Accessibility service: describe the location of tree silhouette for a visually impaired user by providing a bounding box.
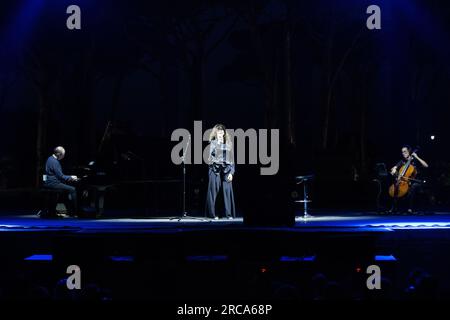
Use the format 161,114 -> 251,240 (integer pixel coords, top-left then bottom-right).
132,0 -> 239,125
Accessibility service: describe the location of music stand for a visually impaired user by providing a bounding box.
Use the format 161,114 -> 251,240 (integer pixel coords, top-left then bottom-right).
373,163 -> 388,212
170,135 -> 206,221
295,175 -> 314,220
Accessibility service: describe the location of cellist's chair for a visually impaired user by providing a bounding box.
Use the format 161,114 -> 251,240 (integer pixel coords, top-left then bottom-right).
295,175 -> 314,219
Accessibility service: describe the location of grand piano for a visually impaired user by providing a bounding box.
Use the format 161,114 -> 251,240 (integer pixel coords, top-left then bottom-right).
73,121 -> 182,217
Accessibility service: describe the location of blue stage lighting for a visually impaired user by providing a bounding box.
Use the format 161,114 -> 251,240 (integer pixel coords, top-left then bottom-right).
24,254 -> 53,261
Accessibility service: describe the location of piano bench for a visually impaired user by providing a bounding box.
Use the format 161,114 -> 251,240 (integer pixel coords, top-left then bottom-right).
37,188 -> 66,218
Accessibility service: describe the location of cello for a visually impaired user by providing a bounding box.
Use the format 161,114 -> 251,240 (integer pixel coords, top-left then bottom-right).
388,149 -> 419,198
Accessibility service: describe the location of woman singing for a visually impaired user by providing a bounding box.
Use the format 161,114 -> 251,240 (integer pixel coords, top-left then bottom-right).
205,124 -> 236,220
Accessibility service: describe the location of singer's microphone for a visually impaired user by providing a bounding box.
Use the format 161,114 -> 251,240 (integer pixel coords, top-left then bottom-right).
186,134 -> 191,146
181,134 -> 190,162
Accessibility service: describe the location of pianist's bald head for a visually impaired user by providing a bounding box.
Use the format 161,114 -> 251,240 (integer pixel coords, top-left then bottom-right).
53,146 -> 66,160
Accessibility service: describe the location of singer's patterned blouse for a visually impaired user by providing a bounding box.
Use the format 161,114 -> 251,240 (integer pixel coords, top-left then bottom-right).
208,139 -> 235,176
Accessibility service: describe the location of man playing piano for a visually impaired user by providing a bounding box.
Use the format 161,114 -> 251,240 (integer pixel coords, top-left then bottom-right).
43,146 -> 79,216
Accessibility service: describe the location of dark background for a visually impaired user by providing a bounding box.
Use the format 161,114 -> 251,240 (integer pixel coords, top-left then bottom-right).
1,0 -> 450,214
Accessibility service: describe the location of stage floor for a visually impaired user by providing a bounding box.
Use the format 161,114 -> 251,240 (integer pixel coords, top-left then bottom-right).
1,211 -> 450,233
3,210 -> 450,301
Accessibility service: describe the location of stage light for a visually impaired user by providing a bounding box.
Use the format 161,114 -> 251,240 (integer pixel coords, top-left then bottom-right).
375,255 -> 397,261
24,254 -> 53,261
109,256 -> 134,262
430,135 -> 435,140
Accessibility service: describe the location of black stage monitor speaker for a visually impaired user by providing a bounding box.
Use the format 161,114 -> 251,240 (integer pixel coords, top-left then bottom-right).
242,175 -> 295,227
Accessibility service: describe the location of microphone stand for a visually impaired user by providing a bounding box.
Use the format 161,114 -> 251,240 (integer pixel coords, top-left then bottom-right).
170,135 -> 206,221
